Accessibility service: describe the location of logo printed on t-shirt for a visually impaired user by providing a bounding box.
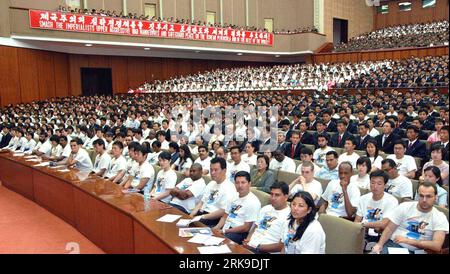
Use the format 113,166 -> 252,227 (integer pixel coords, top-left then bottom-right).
365,206 -> 383,222
331,192 -> 344,209
207,190 -> 219,204
406,219 -> 429,240
259,215 -> 276,230
229,204 -> 242,218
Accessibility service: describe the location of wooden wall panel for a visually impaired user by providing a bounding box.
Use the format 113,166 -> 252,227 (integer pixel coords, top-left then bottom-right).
37,51 -> 56,100
127,57 -> 146,88
88,55 -> 111,68
53,52 -> 70,98
0,46 -> 21,106
374,0 -> 449,29
17,48 -> 39,103
111,56 -> 128,94
69,54 -> 89,97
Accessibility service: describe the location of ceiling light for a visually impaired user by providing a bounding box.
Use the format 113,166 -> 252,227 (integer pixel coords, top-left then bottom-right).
275,55 -> 280,57
195,50 -> 201,53
237,53 -> 243,56
144,47 -> 151,50
85,43 -> 93,47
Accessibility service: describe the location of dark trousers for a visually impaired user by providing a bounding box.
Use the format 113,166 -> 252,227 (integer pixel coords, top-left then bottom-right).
381,240 -> 414,254
197,211 -> 220,227
224,232 -> 248,245
169,203 -> 190,214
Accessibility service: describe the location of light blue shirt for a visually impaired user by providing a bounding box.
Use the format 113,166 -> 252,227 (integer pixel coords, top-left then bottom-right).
316,166 -> 339,181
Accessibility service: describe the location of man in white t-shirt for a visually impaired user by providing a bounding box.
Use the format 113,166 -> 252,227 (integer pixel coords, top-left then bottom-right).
213,171 -> 261,244
194,145 -> 211,175
355,170 -> 399,248
92,139 -> 111,177
242,182 -> 290,254
169,163 -> 207,214
228,146 -> 251,183
319,162 -> 361,218
65,138 -> 93,172
33,133 -> 52,157
289,161 -> 323,205
372,182 -> 449,254
122,145 -> 155,192
313,134 -> 335,167
104,141 -> 128,184
269,149 -> 296,173
338,139 -> 360,168
386,140 -> 417,179
296,147 -> 320,177
190,157 -> 238,227
381,158 -> 413,202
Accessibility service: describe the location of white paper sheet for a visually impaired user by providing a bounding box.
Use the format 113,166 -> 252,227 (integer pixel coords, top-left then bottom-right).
156,214 -> 182,223
203,236 -> 225,246
57,169 -> 71,173
188,234 -> 211,244
176,215 -> 202,227
33,162 -> 50,167
388,247 -> 410,254
197,245 -> 231,254
24,155 -> 37,159
13,153 -> 25,157
27,159 -> 42,163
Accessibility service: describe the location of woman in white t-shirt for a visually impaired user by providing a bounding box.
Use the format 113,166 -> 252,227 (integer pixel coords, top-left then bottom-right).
366,139 -> 383,172
350,157 -> 371,190
172,145 -> 193,177
241,142 -> 258,166
281,191 -> 326,254
152,151 -> 178,203
416,166 -> 448,208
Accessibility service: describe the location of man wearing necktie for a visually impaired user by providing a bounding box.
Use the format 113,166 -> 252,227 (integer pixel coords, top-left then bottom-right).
284,131 -> 303,160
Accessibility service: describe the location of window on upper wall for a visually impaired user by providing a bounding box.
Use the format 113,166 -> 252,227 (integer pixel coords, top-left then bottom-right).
65,0 -> 81,9
422,0 -> 436,8
206,12 -> 216,25
264,18 -> 274,33
398,2 -> 412,11
144,3 -> 157,19
377,4 -> 389,14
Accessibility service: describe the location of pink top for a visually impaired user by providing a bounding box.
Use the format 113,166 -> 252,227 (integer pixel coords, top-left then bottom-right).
427,131 -> 441,144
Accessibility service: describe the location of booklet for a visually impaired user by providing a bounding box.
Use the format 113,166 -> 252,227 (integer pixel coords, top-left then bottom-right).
176,216 -> 202,227
156,214 -> 182,223
178,227 -> 212,238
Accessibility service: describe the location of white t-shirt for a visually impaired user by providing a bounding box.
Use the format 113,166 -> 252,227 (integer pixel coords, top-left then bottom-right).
161,140 -> 169,150
173,157 -> 193,172
200,179 -> 238,213
356,192 -> 399,223
170,177 -> 207,213
223,192 -> 261,230
290,180 -> 323,205
313,147 -> 335,166
228,161 -> 251,182
147,151 -> 161,165
241,154 -> 257,166
387,155 -> 417,177
369,128 -> 380,138
21,139 -> 37,153
93,152 -> 111,174
37,140 -> 52,156
350,174 -> 371,189
282,219 -> 326,254
248,205 -> 291,250
61,144 -> 71,158
131,161 -> 155,190
369,156 -> 384,170
194,157 -> 211,173
321,179 -> 361,217
386,201 -> 449,251
269,157 -> 296,173
104,155 -> 127,179
338,153 -> 360,169
386,175 -> 413,199
72,149 -> 93,172
153,169 -> 177,203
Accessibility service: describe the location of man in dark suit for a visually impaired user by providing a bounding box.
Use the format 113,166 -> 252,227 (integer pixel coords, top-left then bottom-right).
277,131 -> 288,152
168,142 -> 180,165
405,125 -> 427,159
307,112 -> 318,131
0,125 -> 13,149
299,121 -> 314,145
322,109 -> 337,133
435,126 -> 449,161
284,131 -> 304,160
355,122 -> 374,151
376,120 -> 401,154
111,118 -> 127,135
100,117 -> 111,133
397,110 -> 409,129
330,120 -> 352,148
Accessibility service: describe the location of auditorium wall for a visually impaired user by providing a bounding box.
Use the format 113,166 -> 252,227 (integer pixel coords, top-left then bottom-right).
373,0 -> 449,29
322,0 -> 374,42
0,45 -> 272,107
313,45 -> 449,64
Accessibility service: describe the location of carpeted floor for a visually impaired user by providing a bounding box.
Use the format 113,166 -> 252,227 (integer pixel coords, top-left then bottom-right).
0,185 -> 104,254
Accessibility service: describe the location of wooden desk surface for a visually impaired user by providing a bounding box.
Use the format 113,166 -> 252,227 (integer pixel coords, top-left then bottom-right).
0,152 -> 252,254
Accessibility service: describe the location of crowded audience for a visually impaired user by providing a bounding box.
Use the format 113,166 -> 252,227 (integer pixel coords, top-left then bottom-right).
334,20 -> 449,52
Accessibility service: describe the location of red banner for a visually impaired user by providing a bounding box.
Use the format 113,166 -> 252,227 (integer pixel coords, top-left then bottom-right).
29,10 -> 274,46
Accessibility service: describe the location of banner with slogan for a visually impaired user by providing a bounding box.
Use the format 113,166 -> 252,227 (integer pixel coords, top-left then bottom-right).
29,10 -> 274,46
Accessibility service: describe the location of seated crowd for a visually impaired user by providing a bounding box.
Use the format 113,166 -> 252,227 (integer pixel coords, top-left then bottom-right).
131,55 -> 449,93
334,20 -> 449,52
0,86 -> 448,254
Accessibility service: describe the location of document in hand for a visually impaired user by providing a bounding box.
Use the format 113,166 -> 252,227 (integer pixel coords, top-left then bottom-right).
176,216 -> 202,227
